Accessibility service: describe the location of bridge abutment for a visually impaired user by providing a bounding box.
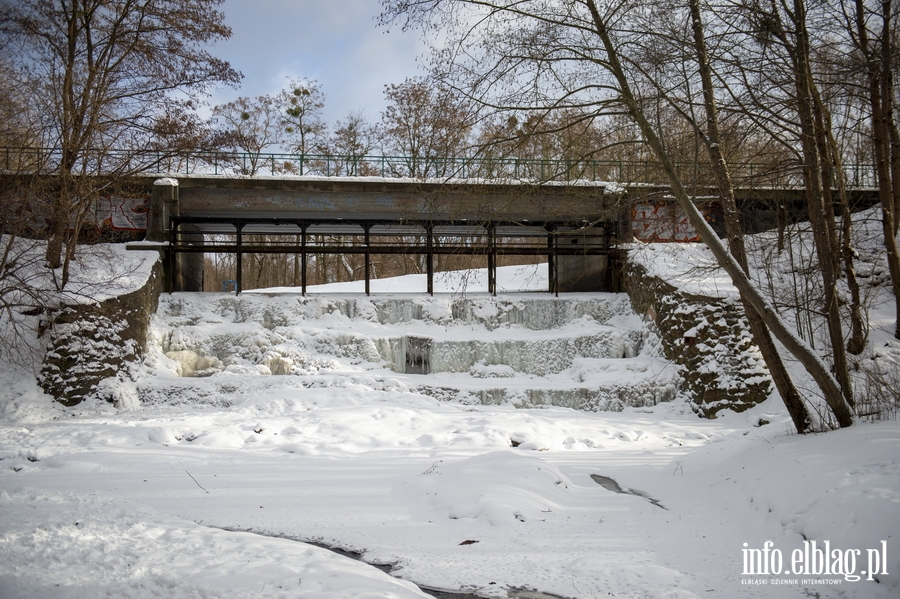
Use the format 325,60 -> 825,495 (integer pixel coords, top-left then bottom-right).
151,178 -> 204,292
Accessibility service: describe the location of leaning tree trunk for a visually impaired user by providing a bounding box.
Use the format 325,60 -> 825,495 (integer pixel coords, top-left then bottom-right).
688,0 -> 812,432
585,0 -> 855,427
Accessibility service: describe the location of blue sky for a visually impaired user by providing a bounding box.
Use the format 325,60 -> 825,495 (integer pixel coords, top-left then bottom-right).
209,0 -> 426,126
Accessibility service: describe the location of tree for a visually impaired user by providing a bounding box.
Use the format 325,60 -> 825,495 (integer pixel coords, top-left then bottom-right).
0,57 -> 43,167
476,109 -> 618,180
280,79 -> 326,156
380,77 -> 473,177
845,0 -> 900,341
212,94 -> 284,175
380,0 -> 855,428
680,0 -> 814,432
732,0 -> 856,408
322,111 -> 379,176
0,0 -> 240,285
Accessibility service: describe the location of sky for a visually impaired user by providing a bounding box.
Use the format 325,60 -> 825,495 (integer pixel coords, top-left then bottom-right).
208,0 -> 427,126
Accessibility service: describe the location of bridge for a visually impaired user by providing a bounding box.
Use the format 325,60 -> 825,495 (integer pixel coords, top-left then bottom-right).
145,176 -> 879,296
1,148 -> 881,295
145,175 -> 620,295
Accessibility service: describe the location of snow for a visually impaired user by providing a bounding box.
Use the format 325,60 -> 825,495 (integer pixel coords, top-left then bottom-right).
152,173 -> 621,192
0,234 -> 898,598
627,240 -> 737,298
0,238 -> 159,306
0,491 -> 430,598
250,262 -> 549,295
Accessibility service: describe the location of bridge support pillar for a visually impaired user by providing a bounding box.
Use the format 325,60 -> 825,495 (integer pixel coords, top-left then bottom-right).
235,223 -> 244,294
148,178 -> 178,242
166,222 -> 204,293
155,178 -> 204,293
547,226 -> 558,296
300,223 -> 308,296
364,224 -> 371,296
426,224 -> 434,296
487,224 -> 497,296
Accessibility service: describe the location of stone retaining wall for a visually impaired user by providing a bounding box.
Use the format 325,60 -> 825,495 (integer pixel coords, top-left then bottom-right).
39,260 -> 163,406
623,258 -> 771,416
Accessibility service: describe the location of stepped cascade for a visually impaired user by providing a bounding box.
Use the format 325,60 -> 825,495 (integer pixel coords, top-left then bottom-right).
150,293 -> 680,411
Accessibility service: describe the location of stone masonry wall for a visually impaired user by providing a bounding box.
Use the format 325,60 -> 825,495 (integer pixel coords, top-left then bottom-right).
39,260 -> 163,406
623,258 -> 771,416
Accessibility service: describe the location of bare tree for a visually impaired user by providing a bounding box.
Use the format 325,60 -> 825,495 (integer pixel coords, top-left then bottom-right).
212,94 -> 284,175
0,0 -> 240,286
381,77 -> 473,178
281,79 -> 326,156
322,111 -> 379,176
845,0 -> 900,341
719,0 -> 857,406
677,0 -> 814,432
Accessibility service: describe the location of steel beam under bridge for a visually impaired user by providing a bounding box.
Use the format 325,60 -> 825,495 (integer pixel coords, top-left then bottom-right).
167,215 -> 615,296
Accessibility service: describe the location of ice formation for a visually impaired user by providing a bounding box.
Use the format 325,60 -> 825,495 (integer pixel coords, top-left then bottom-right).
147,293 -> 679,411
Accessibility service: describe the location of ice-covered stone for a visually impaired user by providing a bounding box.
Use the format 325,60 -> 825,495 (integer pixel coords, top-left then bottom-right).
164,350 -> 222,377
147,292 -> 680,411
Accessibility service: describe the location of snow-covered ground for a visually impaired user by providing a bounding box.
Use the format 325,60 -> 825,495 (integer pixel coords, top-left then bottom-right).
0,239 -> 898,598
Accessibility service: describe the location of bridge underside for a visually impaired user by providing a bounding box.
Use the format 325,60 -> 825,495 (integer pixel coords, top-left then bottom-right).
169,215 -> 616,295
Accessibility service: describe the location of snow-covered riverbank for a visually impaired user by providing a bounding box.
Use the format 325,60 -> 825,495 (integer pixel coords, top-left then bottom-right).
1,259 -> 897,598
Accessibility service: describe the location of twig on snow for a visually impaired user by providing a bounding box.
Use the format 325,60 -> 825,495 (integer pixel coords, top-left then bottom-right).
186,470 -> 209,493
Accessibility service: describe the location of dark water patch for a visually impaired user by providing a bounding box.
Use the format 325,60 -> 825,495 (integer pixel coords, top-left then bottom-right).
214,525 -> 570,599
590,474 -> 667,510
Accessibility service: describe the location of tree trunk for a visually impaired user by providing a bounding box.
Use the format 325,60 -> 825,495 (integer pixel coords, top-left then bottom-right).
787,0 -> 854,408
826,130 -> 867,356
688,0 -> 812,432
45,195 -> 66,271
585,0 -> 854,427
855,0 -> 900,340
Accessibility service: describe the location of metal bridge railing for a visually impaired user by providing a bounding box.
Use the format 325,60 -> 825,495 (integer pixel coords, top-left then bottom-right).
0,146 -> 879,188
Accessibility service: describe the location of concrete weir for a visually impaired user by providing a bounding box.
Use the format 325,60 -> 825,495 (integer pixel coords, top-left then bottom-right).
151,293 -> 681,412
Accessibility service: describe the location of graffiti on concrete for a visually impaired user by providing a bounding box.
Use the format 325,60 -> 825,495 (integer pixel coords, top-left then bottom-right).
631,203 -> 700,242
90,195 -> 148,231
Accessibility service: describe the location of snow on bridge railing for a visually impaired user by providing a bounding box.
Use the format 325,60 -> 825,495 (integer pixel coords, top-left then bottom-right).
0,146 -> 878,188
